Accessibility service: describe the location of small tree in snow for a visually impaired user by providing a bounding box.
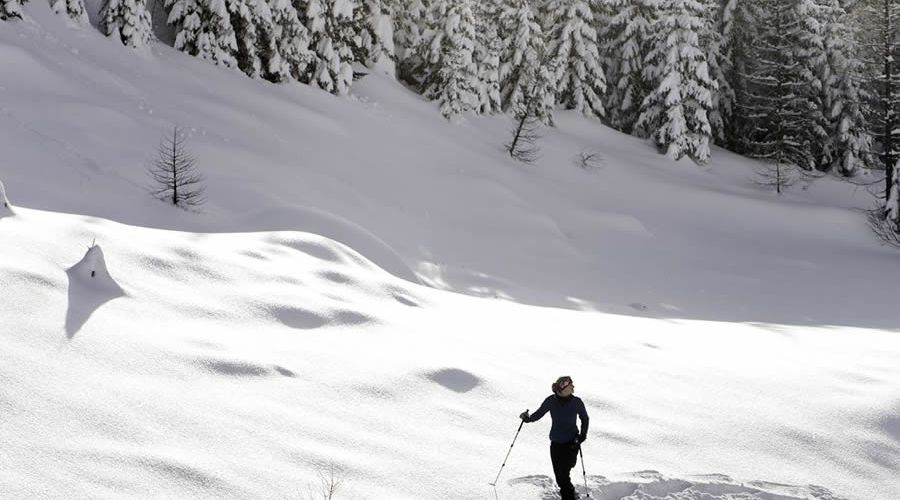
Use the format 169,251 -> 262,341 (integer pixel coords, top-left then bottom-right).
0,0 -> 25,20
51,0 -> 88,23
754,159 -> 798,194
149,125 -> 206,209
101,0 -> 154,48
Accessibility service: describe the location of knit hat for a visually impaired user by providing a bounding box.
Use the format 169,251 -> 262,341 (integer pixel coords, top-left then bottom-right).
551,376 -> 573,395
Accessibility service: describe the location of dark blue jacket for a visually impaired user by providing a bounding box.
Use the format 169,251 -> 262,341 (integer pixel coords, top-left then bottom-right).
526,395 -> 589,443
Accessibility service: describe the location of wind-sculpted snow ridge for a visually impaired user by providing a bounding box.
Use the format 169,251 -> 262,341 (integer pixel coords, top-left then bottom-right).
508,471 -> 850,500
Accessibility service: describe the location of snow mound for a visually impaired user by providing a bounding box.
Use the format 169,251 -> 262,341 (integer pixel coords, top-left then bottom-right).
508,471 -> 849,500
65,243 -> 126,338
0,179 -> 13,217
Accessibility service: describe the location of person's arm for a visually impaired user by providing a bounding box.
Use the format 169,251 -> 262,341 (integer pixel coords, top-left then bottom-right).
523,397 -> 552,423
577,399 -> 589,441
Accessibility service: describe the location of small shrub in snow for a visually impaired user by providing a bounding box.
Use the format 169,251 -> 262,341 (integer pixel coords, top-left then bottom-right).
573,151 -> 605,171
305,463 -> 344,500
148,125 -> 206,209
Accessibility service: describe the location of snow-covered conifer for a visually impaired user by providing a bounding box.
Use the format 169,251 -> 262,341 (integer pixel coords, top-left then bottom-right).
740,0 -> 823,171
598,0 -> 660,134
818,0 -> 870,176
266,0 -> 314,82
636,0 -> 716,163
0,0 -> 24,20
305,0 -> 356,94
543,0 -> 606,118
51,0 -> 88,23
100,0 -> 153,48
497,0 -> 549,121
166,0 -> 239,68
417,0 -> 480,119
229,0 -> 269,78
473,0 -> 502,114
351,0 -> 393,67
388,0 -> 427,84
705,0 -> 755,150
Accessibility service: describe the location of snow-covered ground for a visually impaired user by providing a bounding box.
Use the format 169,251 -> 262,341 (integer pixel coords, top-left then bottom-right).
1,5 -> 899,500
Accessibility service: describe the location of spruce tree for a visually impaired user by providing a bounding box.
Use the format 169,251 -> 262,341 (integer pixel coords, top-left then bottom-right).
417,0 -> 480,119
306,0 -> 357,95
51,0 -> 88,23
473,0 -> 502,114
0,0 -> 24,20
351,0 -> 393,67
388,0 -> 428,85
229,0 -> 275,79
543,0 -> 606,118
856,0 -> 900,212
598,0 -> 660,134
100,0 -> 154,48
707,0 -> 756,151
267,0 -> 314,82
636,0 -> 716,163
166,0 -> 239,68
497,0 -> 548,120
740,0 -> 827,172
819,0 -> 870,176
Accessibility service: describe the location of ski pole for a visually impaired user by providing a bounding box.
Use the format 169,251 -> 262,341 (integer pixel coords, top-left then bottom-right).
489,415 -> 526,487
578,445 -> 590,498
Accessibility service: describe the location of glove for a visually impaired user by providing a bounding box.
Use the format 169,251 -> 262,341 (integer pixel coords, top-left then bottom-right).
519,410 -> 530,421
578,434 -> 587,444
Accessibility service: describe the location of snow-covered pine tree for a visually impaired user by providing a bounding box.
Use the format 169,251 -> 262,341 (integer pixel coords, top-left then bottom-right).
542,0 -> 606,118
266,0 -> 314,82
740,0 -> 827,172
305,0 -> 357,94
498,0 -> 551,123
706,0 -> 756,151
473,0 -> 502,114
818,0 -> 870,176
598,0 -> 660,134
856,0 -> 900,210
166,0 -> 239,68
793,0 -> 830,170
350,0 -> 393,68
416,0 -> 480,119
388,0 -> 428,84
635,0 -> 716,163
0,0 -> 24,20
100,0 -> 154,48
51,0 -> 88,23
228,0 -> 275,78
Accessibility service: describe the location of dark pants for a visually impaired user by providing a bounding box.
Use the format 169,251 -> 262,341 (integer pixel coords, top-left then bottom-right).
550,441 -> 579,500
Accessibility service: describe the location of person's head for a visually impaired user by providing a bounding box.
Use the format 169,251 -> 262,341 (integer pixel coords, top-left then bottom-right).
552,376 -> 574,397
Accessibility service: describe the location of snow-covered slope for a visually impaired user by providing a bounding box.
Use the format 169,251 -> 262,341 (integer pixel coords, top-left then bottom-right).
1,5 -> 899,500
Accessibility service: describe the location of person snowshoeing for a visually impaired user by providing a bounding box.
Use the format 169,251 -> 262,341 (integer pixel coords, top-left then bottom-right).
520,376 -> 589,500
